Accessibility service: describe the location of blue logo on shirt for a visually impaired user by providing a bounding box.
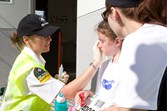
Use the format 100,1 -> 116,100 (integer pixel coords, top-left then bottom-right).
102,79 -> 114,90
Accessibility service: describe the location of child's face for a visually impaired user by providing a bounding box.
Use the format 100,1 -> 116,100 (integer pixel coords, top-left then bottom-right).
97,32 -> 119,57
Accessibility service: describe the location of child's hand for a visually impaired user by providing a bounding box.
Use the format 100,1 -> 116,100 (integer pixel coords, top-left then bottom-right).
75,90 -> 94,107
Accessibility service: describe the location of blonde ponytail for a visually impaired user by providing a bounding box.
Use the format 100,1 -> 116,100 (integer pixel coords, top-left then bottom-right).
11,32 -> 24,51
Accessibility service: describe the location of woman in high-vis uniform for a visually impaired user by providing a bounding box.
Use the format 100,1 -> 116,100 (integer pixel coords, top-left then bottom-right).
0,14 -> 102,111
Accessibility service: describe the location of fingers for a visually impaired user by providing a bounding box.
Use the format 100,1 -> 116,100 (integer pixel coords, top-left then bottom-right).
62,71 -> 70,79
61,71 -> 69,83
54,71 -> 70,83
93,40 -> 102,64
93,40 -> 100,50
54,74 -> 59,79
75,90 -> 94,105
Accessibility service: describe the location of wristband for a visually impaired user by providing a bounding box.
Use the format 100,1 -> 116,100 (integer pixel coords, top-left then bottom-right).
89,62 -> 97,70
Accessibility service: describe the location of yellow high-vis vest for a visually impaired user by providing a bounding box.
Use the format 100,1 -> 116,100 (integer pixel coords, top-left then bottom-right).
1,51 -> 50,111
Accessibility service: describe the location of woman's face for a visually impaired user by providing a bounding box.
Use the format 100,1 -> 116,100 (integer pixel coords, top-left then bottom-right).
26,35 -> 52,56
97,32 -> 118,57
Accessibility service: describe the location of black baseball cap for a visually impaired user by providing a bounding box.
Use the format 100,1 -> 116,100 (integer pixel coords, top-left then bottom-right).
106,0 -> 140,8
17,14 -> 60,37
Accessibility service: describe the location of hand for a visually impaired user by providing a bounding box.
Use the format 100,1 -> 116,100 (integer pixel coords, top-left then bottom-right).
55,71 -> 69,84
61,71 -> 70,83
75,90 -> 94,107
93,40 -> 102,64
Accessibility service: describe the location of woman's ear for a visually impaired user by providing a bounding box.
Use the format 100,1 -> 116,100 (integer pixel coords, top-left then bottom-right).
111,7 -> 123,26
111,7 -> 120,20
23,36 -> 29,44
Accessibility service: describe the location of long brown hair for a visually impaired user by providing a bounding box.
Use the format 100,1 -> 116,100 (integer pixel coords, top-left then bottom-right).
136,0 -> 167,25
105,0 -> 167,26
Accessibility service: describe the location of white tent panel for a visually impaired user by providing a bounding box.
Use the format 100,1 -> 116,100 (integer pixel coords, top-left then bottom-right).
0,28 -> 19,87
77,8 -> 105,90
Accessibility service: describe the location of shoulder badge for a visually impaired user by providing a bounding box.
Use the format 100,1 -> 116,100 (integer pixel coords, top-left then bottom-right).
34,67 -> 51,83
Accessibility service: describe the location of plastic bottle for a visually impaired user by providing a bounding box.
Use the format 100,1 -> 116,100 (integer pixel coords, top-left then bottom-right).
58,64 -> 63,80
54,93 -> 67,111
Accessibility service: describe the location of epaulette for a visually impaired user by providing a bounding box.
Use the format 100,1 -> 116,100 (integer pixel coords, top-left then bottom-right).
34,67 -> 51,83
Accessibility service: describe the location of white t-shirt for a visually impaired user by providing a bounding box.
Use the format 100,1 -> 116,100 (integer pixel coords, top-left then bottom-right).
87,60 -> 120,110
24,47 -> 64,104
114,24 -> 167,110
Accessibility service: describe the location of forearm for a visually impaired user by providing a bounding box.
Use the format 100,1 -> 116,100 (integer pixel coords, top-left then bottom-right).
60,60 -> 100,100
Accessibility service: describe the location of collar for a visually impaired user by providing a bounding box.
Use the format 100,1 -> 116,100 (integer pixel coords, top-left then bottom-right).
23,46 -> 46,66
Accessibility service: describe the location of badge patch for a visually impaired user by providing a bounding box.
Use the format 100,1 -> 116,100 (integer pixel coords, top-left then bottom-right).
34,67 -> 51,83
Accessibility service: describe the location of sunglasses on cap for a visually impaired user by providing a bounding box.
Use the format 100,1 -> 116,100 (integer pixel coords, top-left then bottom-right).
101,6 -> 112,22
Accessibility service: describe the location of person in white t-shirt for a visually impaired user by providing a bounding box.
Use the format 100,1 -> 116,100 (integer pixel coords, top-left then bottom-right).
0,14 -> 102,111
74,20 -> 123,111
96,0 -> 167,111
